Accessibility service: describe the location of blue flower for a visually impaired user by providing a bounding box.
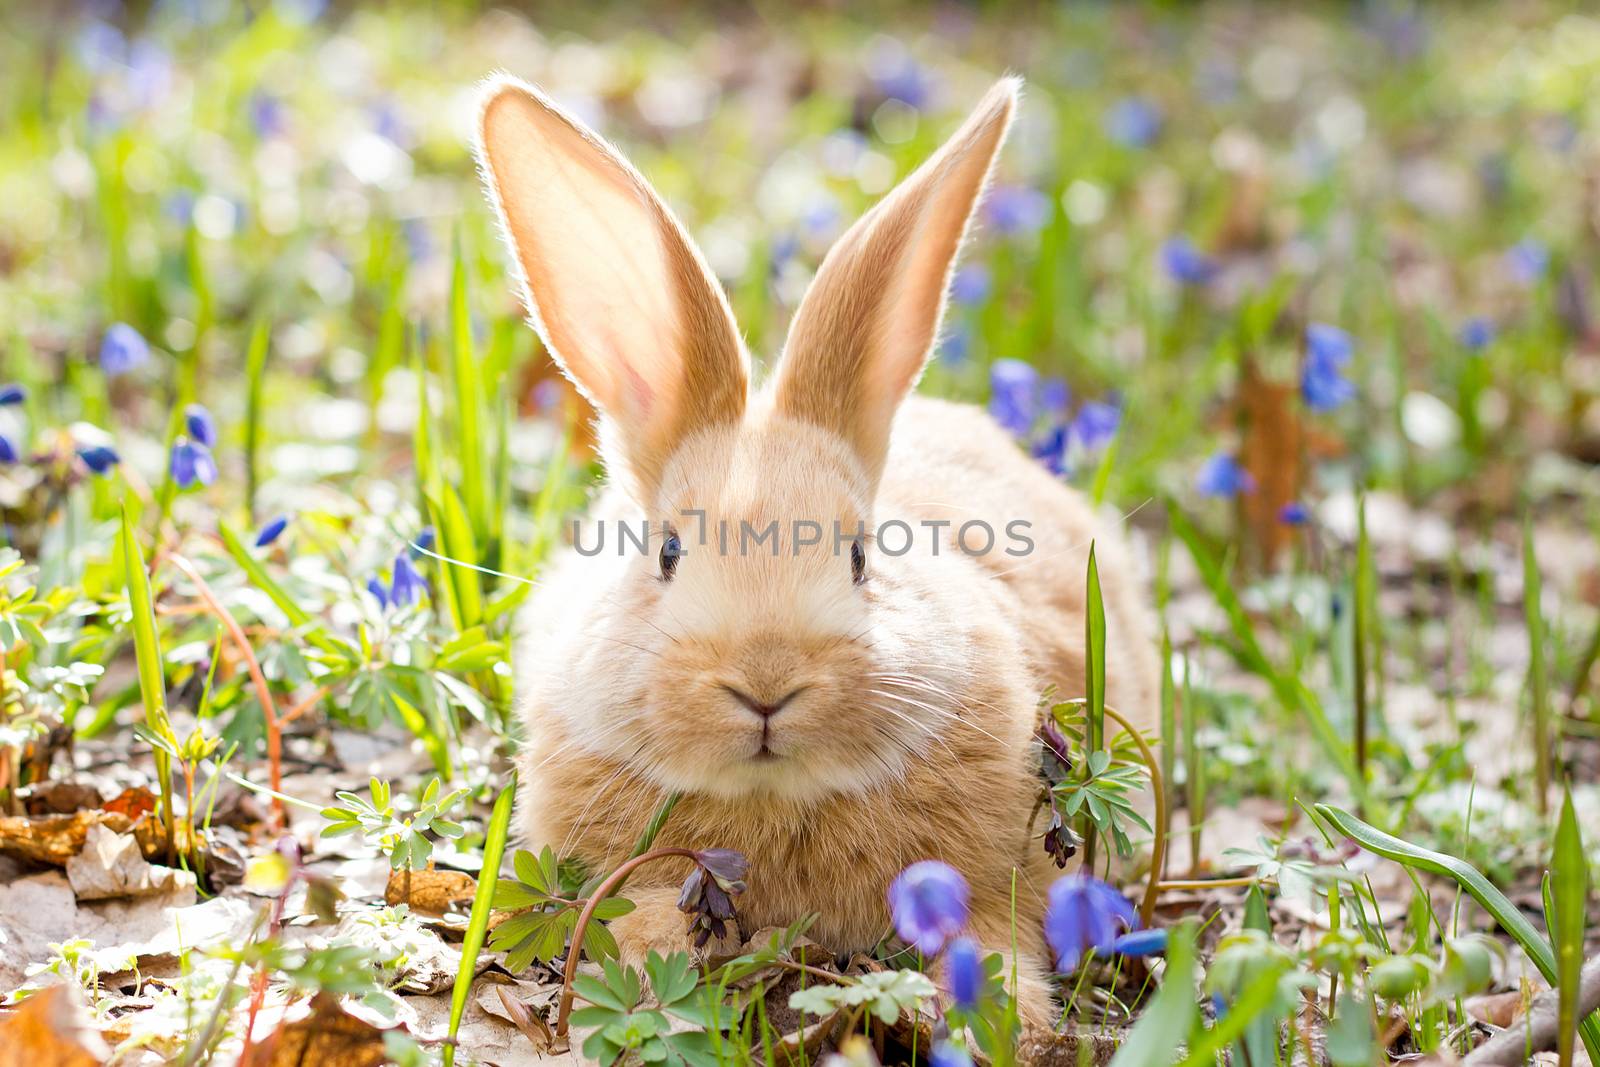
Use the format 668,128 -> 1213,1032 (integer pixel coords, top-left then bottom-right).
1195,453 -> 1254,498
1105,97 -> 1162,148
100,323 -> 151,377
1111,927 -> 1169,958
1302,324 -> 1355,412
945,936 -> 983,1011
250,91 -> 286,138
988,359 -> 1038,436
1459,317 -> 1494,351
1071,402 -> 1121,452
930,1042 -> 974,1067
1506,238 -> 1548,284
185,404 -> 218,449
887,860 -> 970,956
0,433 -> 17,465
389,552 -> 427,608
984,185 -> 1050,236
1032,424 -> 1070,476
78,445 -> 120,475
1279,502 -> 1310,526
949,264 -> 991,307
1306,324 -> 1353,367
1161,237 -> 1217,286
413,526 -> 437,554
366,576 -> 391,610
255,515 -> 291,548
0,383 -> 24,406
938,324 -> 971,366
170,439 -> 217,489
1040,378 -> 1071,417
1045,875 -> 1136,972
874,56 -> 933,110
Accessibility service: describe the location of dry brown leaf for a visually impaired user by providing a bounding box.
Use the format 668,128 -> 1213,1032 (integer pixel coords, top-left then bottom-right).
22,781 -> 104,816
101,787 -> 157,821
0,810 -> 134,866
1237,361 -> 1303,569
493,985 -> 557,1053
1466,989 -> 1533,1029
65,824 -> 193,901
0,986 -> 112,1067
384,867 -> 476,914
239,993 -> 388,1067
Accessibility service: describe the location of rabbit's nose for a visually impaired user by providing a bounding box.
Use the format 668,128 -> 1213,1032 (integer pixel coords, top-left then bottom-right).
723,684 -> 806,719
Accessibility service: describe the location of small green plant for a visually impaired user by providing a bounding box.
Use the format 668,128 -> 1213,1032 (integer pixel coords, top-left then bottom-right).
320,776 -> 468,901
569,952 -> 731,1067
489,845 -> 634,970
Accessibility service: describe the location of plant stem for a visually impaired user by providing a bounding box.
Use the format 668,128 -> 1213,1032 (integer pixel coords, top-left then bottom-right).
1100,704 -> 1167,929
555,846 -> 700,1038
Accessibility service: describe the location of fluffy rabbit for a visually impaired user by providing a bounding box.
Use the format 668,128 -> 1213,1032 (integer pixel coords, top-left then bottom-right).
476,74 -> 1159,1028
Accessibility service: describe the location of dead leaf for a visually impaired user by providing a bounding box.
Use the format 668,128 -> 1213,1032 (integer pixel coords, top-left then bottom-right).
22,781 -> 104,816
0,986 -> 112,1067
66,825 -> 194,901
1237,361 -> 1303,569
239,993 -> 387,1067
1466,989 -> 1534,1029
0,810 -> 133,866
101,787 -> 157,821
492,985 -> 556,1053
384,867 -> 476,914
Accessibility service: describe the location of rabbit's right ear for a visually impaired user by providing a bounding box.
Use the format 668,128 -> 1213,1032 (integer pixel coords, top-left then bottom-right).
476,76 -> 748,503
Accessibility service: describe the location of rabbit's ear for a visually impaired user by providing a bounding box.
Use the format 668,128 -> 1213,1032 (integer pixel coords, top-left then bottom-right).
773,78 -> 1018,485
477,76 -> 748,501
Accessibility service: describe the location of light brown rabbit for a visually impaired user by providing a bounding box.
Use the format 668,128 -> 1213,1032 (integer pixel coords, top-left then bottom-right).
475,74 -> 1159,1029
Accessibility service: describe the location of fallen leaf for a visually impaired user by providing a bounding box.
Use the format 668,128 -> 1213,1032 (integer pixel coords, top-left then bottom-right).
239,993 -> 387,1067
102,787 -> 157,821
0,986 -> 112,1067
0,810 -> 133,866
384,867 -> 476,914
492,984 -> 556,1053
66,825 -> 194,901
22,781 -> 104,816
1466,989 -> 1534,1029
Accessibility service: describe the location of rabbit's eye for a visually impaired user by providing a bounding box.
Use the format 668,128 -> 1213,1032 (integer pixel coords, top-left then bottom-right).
851,538 -> 866,585
660,529 -> 682,581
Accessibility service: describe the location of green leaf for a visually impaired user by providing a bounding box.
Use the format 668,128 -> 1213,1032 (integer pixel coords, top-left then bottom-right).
1525,516 -> 1552,808
644,952 -> 699,1007
1324,991 -> 1376,1067
1108,922 -> 1198,1067
1551,789 -> 1589,1067
119,508 -> 174,842
442,773 -> 516,1067
573,974 -> 629,1014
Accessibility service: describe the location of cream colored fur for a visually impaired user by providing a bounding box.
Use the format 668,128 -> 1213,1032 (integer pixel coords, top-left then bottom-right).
475,73 -> 1160,1032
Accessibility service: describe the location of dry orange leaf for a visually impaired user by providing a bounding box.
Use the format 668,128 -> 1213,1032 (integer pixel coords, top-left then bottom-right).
240,994 -> 388,1067
0,986 -> 111,1067
384,867 -> 477,914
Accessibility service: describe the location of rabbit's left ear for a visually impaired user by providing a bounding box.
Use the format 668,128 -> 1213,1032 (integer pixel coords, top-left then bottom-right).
773,78 -> 1018,487
476,76 -> 748,503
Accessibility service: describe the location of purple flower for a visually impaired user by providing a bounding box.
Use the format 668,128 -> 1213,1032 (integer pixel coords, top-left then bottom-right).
1111,927 -> 1169,958
1306,324 -> 1353,367
250,92 -> 286,138
1032,424 -> 1070,476
1459,317 -> 1494,351
949,264 -> 991,307
100,323 -> 151,377
1044,875 -> 1136,971
170,439 -> 217,489
988,359 -> 1038,436
945,936 -> 983,1010
1279,502 -> 1310,526
888,860 -> 970,956
930,1042 -> 974,1067
1105,97 -> 1162,148
78,445 -> 120,475
873,55 -> 933,109
1302,324 -> 1355,412
255,515 -> 291,548
678,848 -> 750,948
1071,402 -> 1121,451
366,576 -> 390,610
0,433 -> 18,465
1161,237 -> 1217,286
185,404 -> 217,449
984,185 -> 1050,236
1040,378 -> 1071,417
1506,238 -> 1548,284
413,526 -> 437,554
1196,453 -> 1254,498
0,383 -> 24,406
389,552 -> 426,608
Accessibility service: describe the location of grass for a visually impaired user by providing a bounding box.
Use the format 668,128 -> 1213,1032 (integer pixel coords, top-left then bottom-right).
0,2 -> 1597,1064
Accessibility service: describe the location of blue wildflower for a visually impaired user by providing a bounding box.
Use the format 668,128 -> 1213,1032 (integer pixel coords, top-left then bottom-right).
0,383 -> 24,406
1111,927 -> 1169,958
185,404 -> 218,449
1071,401 -> 1121,451
171,439 -> 217,489
945,937 -> 983,1011
930,1042 -> 974,1067
100,323 -> 151,377
414,526 -> 437,554
984,185 -> 1050,236
389,552 -> 426,608
1161,237 -> 1217,286
1306,324 -> 1353,366
1045,875 -> 1136,972
0,433 -> 17,465
1302,323 -> 1355,412
250,92 -> 285,138
1459,317 -> 1494,351
1279,502 -> 1310,526
366,576 -> 390,610
988,359 -> 1038,436
887,860 -> 970,956
1040,378 -> 1071,417
1105,97 -> 1162,148
1195,453 -> 1254,498
255,515 -> 291,548
1506,238 -> 1548,284
1032,425 -> 1070,476
949,264 -> 991,307
78,445 -> 120,475
874,55 -> 933,109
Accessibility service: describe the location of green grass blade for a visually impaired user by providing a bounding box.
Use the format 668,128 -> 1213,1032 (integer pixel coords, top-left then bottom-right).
1107,921 -> 1198,1067
244,319 -> 270,519
1524,515 -> 1551,814
444,773 -> 517,1067
449,234 -> 488,546
119,507 -> 175,847
1353,494 -> 1373,795
218,522 -> 351,662
1551,789 -> 1588,1067
1083,543 -> 1106,872
438,485 -> 484,631
1318,803 -> 1600,1061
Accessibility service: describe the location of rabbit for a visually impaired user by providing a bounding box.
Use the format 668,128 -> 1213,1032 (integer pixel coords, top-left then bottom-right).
475,73 -> 1160,1032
